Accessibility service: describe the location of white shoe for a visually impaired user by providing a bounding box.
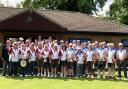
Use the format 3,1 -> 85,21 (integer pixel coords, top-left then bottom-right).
103,76 -> 106,79
87,75 -> 90,78
47,74 -> 50,77
20,75 -> 23,77
60,74 -> 63,77
44,74 -> 46,77
124,78 -> 128,81
76,76 -> 79,78
33,75 -> 36,77
37,73 -> 40,77
83,74 -> 85,76
41,74 -> 43,77
97,75 -> 100,79
12,75 -> 14,77
117,77 -> 121,80
64,75 -> 66,78
51,74 -> 53,77
91,75 -> 94,79
25,75 -> 28,77
47,72 -> 50,77
54,74 -> 57,77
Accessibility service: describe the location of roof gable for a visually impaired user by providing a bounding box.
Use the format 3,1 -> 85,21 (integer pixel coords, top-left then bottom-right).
0,8 -> 65,32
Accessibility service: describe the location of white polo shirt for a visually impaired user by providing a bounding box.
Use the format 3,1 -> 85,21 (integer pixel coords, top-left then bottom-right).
20,49 -> 29,60
61,50 -> 67,61
29,50 -> 36,61
107,49 -> 116,63
77,53 -> 84,64
43,50 -> 49,62
11,48 -> 19,62
97,48 -> 106,61
86,50 -> 94,61
51,49 -> 59,60
67,48 -> 74,62
117,49 -> 126,61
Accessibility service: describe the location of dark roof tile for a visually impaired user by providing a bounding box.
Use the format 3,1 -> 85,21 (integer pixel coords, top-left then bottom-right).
0,7 -> 128,33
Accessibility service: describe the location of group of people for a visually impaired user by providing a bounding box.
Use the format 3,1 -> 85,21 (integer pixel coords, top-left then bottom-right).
1,36 -> 128,80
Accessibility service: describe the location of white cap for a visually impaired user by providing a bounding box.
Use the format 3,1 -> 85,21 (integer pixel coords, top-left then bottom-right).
19,37 -> 24,41
25,39 -> 30,42
77,40 -> 80,42
87,41 -> 90,43
95,41 -> 98,43
118,43 -> 123,46
73,40 -> 76,43
9,38 -> 13,41
60,40 -> 64,43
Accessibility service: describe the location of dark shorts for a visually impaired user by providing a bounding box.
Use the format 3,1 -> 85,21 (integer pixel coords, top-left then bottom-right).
87,61 -> 93,69
67,62 -> 74,69
51,59 -> 58,68
43,62 -> 50,69
37,59 -> 44,67
61,60 -> 67,66
97,61 -> 106,69
108,63 -> 114,68
94,61 -> 98,69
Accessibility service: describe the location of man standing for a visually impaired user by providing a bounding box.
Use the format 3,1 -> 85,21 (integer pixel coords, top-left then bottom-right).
2,40 -> 10,76
76,47 -> 86,78
116,43 -> 128,80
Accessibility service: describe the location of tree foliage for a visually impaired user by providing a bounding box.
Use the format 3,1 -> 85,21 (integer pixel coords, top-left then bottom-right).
20,0 -> 107,14
108,0 -> 128,25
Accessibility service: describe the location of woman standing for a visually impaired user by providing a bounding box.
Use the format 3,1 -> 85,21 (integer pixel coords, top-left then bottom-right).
36,41 -> 44,77
59,46 -> 67,77
19,44 -> 29,77
29,43 -> 37,76
67,43 -> 76,77
86,43 -> 94,78
49,43 -> 60,77
106,43 -> 116,79
43,44 -> 50,77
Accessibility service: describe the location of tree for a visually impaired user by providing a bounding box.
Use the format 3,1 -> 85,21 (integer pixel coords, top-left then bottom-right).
0,1 -> 5,7
20,0 -> 107,15
107,0 -> 128,25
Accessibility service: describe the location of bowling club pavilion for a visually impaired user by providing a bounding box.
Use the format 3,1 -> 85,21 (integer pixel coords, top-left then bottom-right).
0,7 -> 128,64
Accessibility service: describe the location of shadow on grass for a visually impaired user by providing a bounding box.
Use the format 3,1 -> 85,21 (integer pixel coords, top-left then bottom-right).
2,76 -> 128,83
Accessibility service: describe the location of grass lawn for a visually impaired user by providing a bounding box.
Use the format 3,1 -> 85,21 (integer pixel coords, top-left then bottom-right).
0,75 -> 128,89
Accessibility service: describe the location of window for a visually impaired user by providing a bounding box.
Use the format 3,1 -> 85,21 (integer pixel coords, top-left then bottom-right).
68,38 -> 91,43
121,39 -> 128,47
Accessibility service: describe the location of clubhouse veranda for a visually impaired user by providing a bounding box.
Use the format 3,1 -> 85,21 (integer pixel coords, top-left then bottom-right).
0,7 -> 128,62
